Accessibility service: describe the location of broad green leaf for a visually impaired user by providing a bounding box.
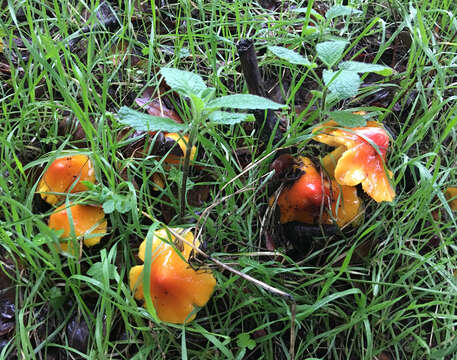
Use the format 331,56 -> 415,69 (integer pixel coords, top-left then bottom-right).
207,94 -> 285,110
328,111 -> 367,127
159,67 -> 207,96
302,26 -> 318,36
316,40 -> 349,67
339,61 -> 394,76
87,262 -> 117,282
268,46 -> 316,67
236,333 -> 256,350
326,5 -> 362,20
115,197 -> 131,213
208,111 -> 254,125
117,106 -> 186,132
103,199 -> 115,214
323,69 -> 361,99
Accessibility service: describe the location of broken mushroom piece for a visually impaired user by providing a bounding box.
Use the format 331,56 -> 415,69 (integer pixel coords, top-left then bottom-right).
48,203 -> 107,253
37,155 -> 96,206
129,228 -> 216,324
445,187 -> 457,211
314,121 -> 395,203
273,156 -> 362,227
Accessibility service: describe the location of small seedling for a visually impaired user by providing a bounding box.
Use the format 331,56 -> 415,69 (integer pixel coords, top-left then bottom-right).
118,67 -> 286,220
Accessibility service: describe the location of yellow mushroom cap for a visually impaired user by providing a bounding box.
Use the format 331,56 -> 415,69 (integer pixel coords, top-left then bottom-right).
48,203 -> 107,253
314,121 -> 395,202
161,133 -> 197,165
129,228 -> 216,324
37,155 -> 96,206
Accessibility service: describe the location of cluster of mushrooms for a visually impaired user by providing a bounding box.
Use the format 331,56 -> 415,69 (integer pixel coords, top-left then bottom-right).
37,154 -> 107,254
271,118 -> 396,230
36,113 -> 457,325
36,132 -> 216,324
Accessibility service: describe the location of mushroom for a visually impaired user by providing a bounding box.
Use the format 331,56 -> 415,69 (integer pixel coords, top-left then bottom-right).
48,203 -> 107,253
445,187 -> 457,211
314,121 -> 395,202
273,156 -> 362,227
129,228 -> 216,324
160,133 -> 197,165
37,155 -> 96,206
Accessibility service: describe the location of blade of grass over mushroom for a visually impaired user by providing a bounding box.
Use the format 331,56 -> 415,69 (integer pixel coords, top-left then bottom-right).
117,106 -> 186,132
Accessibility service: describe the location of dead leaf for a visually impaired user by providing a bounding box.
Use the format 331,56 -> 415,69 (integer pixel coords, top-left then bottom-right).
135,95 -> 182,124
66,317 -> 89,353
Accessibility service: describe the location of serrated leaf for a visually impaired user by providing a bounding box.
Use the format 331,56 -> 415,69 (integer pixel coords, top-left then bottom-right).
323,69 -> 361,99
326,5 -> 362,20
237,333 -> 256,350
316,40 -> 349,67
117,106 -> 186,132
159,67 -> 207,96
268,46 -> 316,67
338,61 -> 394,76
208,111 -> 254,125
328,111 -> 367,127
207,94 -> 285,110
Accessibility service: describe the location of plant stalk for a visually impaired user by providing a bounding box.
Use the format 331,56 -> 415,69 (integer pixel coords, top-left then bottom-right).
179,120 -> 199,221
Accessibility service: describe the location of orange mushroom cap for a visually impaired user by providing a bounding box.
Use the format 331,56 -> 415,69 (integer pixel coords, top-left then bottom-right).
314,121 -> 395,202
272,157 -> 362,227
37,155 -> 96,206
129,228 -> 216,324
48,203 -> 107,253
445,187 -> 457,211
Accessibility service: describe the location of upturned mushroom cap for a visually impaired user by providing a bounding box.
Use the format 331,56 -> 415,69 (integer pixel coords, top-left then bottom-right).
314,121 -> 395,202
273,157 -> 362,227
48,203 -> 107,253
37,155 -> 96,206
129,228 -> 216,324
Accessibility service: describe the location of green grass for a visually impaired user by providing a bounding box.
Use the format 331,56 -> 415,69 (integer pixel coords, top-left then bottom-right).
1,0 -> 457,359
